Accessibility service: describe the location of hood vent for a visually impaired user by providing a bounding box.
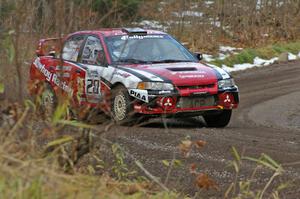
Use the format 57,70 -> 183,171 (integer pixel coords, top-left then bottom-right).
167,67 -> 197,72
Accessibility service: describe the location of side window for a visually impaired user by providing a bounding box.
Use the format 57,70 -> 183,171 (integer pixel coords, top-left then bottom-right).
81,36 -> 106,66
62,35 -> 85,62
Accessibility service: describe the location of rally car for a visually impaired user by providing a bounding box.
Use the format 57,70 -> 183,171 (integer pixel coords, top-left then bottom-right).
29,28 -> 239,127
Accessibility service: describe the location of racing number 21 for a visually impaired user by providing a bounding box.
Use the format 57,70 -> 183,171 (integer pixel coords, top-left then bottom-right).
87,79 -> 100,94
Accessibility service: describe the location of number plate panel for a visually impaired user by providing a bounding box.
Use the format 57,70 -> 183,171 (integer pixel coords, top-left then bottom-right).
178,96 -> 216,108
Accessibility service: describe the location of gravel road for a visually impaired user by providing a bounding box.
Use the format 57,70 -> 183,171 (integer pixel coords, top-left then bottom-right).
98,61 -> 300,198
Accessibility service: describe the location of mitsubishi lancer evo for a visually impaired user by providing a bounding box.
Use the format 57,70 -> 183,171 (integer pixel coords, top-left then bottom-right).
29,28 -> 239,127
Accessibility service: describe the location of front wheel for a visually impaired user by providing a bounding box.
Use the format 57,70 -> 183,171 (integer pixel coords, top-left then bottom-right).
111,86 -> 134,125
203,110 -> 232,128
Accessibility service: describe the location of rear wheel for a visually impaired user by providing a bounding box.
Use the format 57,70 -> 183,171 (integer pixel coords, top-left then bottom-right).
203,110 -> 232,128
111,86 -> 134,125
40,84 -> 57,119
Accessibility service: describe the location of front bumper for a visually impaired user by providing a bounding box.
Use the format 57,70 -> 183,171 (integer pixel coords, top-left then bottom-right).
133,87 -> 239,115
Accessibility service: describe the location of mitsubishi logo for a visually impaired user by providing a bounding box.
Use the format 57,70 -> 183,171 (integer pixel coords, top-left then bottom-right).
164,98 -> 173,107
224,95 -> 231,103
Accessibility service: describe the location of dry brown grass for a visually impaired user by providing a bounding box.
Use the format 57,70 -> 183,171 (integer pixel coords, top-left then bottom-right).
0,100 -> 181,199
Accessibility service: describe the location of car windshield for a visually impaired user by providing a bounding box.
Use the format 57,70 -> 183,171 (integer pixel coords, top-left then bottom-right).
105,34 -> 198,64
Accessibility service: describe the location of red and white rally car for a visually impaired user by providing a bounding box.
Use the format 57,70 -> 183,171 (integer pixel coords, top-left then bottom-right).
29,28 -> 239,127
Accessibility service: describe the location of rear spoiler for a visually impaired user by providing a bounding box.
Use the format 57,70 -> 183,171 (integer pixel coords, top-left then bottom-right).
36,38 -> 62,57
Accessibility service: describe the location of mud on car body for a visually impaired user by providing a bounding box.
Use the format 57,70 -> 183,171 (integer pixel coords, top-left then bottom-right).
29,28 -> 239,127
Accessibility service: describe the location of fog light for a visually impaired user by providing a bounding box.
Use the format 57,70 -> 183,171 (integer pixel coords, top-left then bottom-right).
219,93 -> 235,108
157,97 -> 176,111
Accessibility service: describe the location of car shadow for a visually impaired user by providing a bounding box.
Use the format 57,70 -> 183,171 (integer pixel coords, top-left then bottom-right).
138,116 -> 207,129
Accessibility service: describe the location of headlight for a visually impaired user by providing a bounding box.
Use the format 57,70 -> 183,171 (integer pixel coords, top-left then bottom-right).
218,79 -> 235,89
137,82 -> 174,90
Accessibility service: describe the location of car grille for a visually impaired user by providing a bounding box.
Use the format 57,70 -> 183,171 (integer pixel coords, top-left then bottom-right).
177,96 -> 216,108
177,84 -> 215,90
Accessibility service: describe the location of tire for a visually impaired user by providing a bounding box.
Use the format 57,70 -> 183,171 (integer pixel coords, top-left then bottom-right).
111,86 -> 134,125
40,84 -> 57,119
203,110 -> 232,128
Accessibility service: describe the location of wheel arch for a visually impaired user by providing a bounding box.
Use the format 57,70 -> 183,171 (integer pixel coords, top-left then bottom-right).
110,82 -> 134,100
111,82 -> 127,90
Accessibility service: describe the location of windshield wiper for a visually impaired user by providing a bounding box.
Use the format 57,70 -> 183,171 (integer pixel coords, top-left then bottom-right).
152,59 -> 194,63
116,58 -> 151,64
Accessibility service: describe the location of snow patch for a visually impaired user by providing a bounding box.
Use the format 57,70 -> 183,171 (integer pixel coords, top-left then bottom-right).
232,63 -> 255,71
219,57 -> 279,73
222,63 -> 254,72
288,53 -> 297,61
202,54 -> 215,62
218,53 -> 229,60
253,57 -> 278,66
190,3 -> 198,9
207,47 -> 300,73
205,0 -> 214,5
220,46 -> 243,53
256,0 -> 262,10
202,53 -> 229,62
212,21 -> 221,28
138,20 -> 165,30
172,11 -> 203,18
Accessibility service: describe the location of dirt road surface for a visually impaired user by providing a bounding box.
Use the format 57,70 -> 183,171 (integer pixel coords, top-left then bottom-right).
99,61 -> 300,198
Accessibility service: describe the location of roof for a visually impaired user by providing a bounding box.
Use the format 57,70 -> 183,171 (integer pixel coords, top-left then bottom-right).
69,28 -> 167,37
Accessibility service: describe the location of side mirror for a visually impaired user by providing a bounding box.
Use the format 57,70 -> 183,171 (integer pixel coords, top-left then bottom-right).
194,53 -> 203,61
36,42 -> 45,57
35,38 -> 60,57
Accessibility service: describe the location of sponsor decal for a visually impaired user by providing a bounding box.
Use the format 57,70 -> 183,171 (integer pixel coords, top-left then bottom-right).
56,66 -> 72,71
121,35 -> 164,40
179,74 -> 205,79
129,89 -> 149,103
176,71 -> 206,79
114,71 -> 131,78
88,70 -> 100,78
33,58 -> 73,94
52,74 -> 73,94
56,73 -> 71,78
159,90 -> 172,94
34,58 -> 52,81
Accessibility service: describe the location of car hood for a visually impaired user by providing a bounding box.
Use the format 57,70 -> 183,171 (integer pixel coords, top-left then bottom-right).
123,62 -> 220,86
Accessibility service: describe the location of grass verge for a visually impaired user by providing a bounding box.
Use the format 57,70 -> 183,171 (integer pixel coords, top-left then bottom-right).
0,162 -> 177,199
210,41 -> 300,67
